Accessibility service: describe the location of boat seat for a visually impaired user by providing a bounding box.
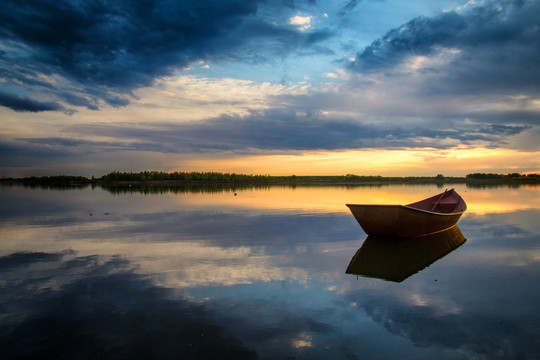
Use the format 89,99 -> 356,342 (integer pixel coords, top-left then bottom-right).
432,202 -> 459,213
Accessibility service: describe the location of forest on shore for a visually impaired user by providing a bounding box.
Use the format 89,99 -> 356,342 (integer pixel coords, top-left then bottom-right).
3,171 -> 540,186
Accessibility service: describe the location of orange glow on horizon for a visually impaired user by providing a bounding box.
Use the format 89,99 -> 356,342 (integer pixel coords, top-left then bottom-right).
176,147 -> 540,177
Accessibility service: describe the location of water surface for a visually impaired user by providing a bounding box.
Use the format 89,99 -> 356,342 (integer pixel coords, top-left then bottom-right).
1,183 -> 539,359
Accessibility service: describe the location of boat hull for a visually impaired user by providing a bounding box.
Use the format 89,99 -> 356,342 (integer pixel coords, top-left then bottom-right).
346,203 -> 465,237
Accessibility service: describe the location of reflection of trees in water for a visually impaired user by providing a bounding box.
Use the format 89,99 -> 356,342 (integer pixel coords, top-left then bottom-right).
100,183 -> 269,195
2,181 -> 271,194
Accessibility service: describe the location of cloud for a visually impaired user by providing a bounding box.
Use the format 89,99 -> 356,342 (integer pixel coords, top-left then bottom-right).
0,107 -> 529,169
0,90 -> 71,113
1,0 -> 538,177
53,109 -> 529,154
0,251 -> 65,270
289,15 -> 313,31
349,0 -> 540,95
0,0 -> 253,88
0,0 -> 332,111
338,0 -> 362,17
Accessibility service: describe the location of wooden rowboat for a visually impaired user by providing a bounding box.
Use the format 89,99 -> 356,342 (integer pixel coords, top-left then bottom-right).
346,189 -> 467,237
346,225 -> 466,282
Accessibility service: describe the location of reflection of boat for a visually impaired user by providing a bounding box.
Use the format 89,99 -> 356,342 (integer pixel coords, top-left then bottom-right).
346,189 -> 467,237
346,225 -> 466,282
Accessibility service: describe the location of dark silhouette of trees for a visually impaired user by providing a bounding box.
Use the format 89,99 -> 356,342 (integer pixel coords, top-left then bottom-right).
99,171 -> 271,183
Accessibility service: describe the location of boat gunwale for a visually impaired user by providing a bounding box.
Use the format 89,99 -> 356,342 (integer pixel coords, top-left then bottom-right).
345,203 -> 466,216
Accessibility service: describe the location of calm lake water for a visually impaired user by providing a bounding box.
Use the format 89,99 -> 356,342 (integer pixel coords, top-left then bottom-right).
1,183 -> 539,359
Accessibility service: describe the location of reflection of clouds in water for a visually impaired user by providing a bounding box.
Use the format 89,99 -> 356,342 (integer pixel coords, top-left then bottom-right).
2,186 -> 540,359
65,211 -> 357,247
341,219 -> 540,359
462,186 -> 540,214
348,290 -> 539,359
463,209 -> 540,237
0,251 -> 258,360
0,251 -> 344,360
459,210 -> 540,268
158,260 -> 309,288
406,293 -> 462,316
1,209 -> 356,289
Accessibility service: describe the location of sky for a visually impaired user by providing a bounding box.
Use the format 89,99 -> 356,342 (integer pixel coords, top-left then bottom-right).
1,0 -> 539,177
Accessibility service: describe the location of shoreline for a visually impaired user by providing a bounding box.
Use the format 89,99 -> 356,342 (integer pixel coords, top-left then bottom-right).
2,177 -> 539,187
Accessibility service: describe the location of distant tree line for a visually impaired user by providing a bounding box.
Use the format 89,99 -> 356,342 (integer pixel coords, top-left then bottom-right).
22,175 -> 91,184
9,171 -> 539,185
466,173 -> 540,179
99,171 -> 271,182
269,174 -> 454,182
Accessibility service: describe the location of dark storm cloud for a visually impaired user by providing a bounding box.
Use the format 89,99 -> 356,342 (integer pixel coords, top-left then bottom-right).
350,0 -> 540,94
338,0 -> 362,17
351,10 -> 466,70
0,108 -> 528,164
0,90 -> 69,113
0,135 -> 135,167
59,109 -> 529,153
0,251 -> 64,270
21,137 -> 116,148
0,138 -> 72,166
0,0 -> 331,111
0,0 -> 256,88
462,110 -> 540,126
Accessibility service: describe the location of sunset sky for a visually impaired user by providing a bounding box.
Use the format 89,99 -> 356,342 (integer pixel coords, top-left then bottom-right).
1,0 -> 539,177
